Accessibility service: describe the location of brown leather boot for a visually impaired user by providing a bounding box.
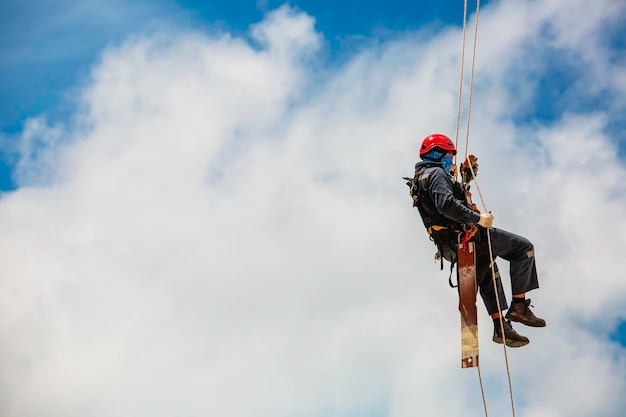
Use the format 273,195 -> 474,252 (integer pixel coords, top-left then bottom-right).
492,319 -> 530,348
505,299 -> 546,327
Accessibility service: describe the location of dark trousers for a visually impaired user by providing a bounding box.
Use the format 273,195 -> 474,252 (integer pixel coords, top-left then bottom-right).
472,228 -> 540,315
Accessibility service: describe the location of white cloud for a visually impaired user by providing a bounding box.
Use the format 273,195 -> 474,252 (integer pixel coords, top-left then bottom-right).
1,2 -> 626,416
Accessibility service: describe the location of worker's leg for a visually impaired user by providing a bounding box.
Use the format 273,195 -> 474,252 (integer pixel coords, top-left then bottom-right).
486,228 -> 546,327
475,260 -> 507,316
488,228 -> 539,295
474,258 -> 530,347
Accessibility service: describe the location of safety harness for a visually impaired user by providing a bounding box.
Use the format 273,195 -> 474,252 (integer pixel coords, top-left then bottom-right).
404,156 -> 480,287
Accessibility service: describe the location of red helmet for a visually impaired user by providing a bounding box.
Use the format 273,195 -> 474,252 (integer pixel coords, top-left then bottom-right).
419,133 -> 456,158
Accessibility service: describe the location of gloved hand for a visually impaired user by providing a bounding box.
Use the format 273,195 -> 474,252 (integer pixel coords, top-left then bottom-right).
477,212 -> 494,228
461,155 -> 479,183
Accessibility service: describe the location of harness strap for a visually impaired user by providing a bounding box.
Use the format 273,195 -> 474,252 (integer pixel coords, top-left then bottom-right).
448,262 -> 457,288
427,225 -> 448,235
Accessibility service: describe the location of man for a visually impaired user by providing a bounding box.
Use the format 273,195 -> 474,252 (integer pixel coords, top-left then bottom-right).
411,133 -> 546,347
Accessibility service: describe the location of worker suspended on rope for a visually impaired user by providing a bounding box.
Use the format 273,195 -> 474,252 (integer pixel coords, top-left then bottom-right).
407,133 -> 546,348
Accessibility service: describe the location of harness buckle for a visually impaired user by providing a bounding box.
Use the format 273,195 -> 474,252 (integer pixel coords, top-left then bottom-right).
459,224 -> 474,249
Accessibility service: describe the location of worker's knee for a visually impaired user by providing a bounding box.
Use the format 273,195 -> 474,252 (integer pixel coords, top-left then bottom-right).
515,235 -> 534,256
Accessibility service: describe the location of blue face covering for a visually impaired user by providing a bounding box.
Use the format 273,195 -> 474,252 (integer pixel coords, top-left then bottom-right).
422,150 -> 444,162
441,155 -> 454,175
422,150 -> 454,175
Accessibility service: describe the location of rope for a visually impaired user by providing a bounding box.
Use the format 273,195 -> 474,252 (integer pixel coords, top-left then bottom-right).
486,228 -> 517,417
455,1 -> 518,417
466,168 -> 518,417
453,0 -> 469,159
477,364 -> 489,417
455,3 -> 491,416
462,0 -> 481,162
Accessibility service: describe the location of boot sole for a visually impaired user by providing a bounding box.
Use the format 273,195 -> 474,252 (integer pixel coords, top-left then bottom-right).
492,336 -> 529,348
505,313 -> 546,328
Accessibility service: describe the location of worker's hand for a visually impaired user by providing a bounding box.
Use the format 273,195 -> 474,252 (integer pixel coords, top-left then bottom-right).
477,212 -> 494,228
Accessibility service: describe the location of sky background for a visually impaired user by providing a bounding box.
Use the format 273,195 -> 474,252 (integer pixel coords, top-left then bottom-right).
1,0 -> 626,416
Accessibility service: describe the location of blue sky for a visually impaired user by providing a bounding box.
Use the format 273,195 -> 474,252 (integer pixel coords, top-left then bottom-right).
0,0 -> 483,133
2,1 -> 626,416
1,0 -> 489,191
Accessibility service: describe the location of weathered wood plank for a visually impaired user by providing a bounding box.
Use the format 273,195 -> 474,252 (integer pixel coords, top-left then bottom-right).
458,242 -> 479,368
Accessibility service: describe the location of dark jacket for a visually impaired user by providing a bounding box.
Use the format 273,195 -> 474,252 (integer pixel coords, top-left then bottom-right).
414,161 -> 481,229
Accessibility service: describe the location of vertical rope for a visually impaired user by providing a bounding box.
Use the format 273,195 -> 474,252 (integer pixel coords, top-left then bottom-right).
462,0 -> 480,162
486,229 -> 517,417
457,1 -> 517,417
477,364 -> 489,417
454,0 -> 469,166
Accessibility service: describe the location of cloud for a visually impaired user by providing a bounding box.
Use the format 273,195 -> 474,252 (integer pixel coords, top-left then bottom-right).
1,2 -> 626,417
